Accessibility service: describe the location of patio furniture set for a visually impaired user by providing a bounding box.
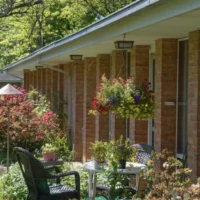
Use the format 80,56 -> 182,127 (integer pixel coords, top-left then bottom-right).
14,144 -> 154,200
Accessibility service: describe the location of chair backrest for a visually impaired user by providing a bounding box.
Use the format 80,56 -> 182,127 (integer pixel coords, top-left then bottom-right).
132,144 -> 154,165
14,147 -> 51,196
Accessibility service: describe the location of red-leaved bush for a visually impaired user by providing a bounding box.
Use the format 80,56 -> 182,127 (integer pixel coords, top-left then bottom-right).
0,86 -> 64,152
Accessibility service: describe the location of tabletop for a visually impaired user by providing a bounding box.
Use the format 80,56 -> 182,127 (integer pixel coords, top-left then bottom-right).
83,161 -> 146,174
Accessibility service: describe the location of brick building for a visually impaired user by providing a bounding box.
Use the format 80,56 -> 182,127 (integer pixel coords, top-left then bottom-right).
4,0 -> 200,180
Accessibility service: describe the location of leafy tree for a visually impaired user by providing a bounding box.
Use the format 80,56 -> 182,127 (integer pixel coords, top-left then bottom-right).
82,0 -> 135,17
0,0 -> 43,18
0,0 -> 135,67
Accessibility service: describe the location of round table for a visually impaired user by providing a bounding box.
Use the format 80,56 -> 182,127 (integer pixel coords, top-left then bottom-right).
83,161 -> 146,200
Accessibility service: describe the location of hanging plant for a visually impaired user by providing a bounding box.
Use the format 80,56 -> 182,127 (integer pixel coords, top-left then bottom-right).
89,74 -> 156,120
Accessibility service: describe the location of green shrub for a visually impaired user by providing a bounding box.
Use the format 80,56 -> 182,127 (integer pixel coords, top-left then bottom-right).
0,87 -> 71,163
143,149 -> 200,200
0,163 -> 27,200
60,164 -> 89,198
0,162 -> 89,200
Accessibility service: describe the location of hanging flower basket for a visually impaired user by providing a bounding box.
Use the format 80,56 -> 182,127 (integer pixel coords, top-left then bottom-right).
89,74 -> 156,120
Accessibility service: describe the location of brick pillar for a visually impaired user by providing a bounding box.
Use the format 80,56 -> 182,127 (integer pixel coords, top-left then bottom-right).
83,57 -> 96,162
23,70 -> 29,90
51,69 -> 58,110
46,68 -> 52,102
111,50 -> 126,140
29,71 -> 34,89
154,39 -> 178,152
96,54 -> 110,141
63,64 -> 73,152
188,30 -> 200,180
130,45 -> 150,144
70,61 -> 84,161
37,69 -> 42,91
33,70 -> 37,89
41,68 -> 46,95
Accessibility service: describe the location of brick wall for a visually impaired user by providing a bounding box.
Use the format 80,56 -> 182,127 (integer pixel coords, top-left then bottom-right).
188,30 -> 200,180
96,54 -> 110,141
130,45 -> 150,144
71,61 -> 84,161
37,69 -> 42,91
29,71 -> 34,89
41,68 -> 46,95
46,68 -> 52,102
154,39 -> 178,152
110,50 -> 126,140
83,57 -> 97,161
33,70 -> 37,89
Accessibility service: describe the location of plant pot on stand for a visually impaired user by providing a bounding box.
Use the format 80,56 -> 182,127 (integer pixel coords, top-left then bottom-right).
42,152 -> 55,161
41,143 -> 57,161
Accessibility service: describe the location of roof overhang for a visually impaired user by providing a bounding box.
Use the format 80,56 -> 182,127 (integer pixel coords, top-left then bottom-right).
4,0 -> 200,73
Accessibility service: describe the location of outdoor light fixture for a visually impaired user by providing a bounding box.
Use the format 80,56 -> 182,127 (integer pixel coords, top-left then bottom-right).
35,65 -> 44,70
70,55 -> 83,61
114,40 -> 134,49
115,33 -> 134,50
0,84 -> 22,171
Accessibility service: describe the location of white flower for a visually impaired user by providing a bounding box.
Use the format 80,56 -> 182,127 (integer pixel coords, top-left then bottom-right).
163,162 -> 170,169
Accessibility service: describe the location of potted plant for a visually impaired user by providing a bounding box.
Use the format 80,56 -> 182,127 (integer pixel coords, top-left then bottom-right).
41,143 -> 57,161
91,141 -> 107,169
89,74 -> 156,120
108,136 -> 136,169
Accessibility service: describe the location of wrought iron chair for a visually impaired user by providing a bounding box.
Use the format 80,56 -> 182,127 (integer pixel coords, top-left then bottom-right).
128,144 -> 154,195
132,144 -> 154,165
14,147 -> 80,200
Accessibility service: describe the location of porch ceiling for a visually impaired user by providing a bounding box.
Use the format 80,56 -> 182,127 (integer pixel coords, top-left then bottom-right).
4,0 -> 200,74
45,8 -> 200,64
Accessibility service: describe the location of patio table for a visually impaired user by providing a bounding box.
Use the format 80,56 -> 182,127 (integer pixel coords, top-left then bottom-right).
83,161 -> 146,200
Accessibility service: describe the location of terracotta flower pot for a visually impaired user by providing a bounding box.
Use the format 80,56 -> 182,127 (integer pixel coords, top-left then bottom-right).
42,152 -> 55,161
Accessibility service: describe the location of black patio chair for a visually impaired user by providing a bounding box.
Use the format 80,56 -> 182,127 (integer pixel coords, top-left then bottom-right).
14,147 -> 80,200
132,144 -> 154,165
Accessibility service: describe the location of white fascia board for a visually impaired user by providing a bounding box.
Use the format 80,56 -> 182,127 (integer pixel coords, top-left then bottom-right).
5,0 -> 200,72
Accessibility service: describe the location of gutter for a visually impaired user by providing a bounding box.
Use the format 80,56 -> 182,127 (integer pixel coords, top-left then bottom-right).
4,0 -> 159,71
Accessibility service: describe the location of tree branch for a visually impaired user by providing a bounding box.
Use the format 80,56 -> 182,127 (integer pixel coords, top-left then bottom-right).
0,0 -> 43,18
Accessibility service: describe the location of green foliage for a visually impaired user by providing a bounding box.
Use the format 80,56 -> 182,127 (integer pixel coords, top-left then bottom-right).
0,163 -> 89,200
91,141 -> 107,163
107,136 -> 136,161
81,0 -> 136,17
27,88 -> 51,115
0,0 -> 97,66
61,165 -> 89,198
100,160 -> 133,199
41,143 -> 57,153
0,86 -> 70,160
0,0 -> 136,67
0,163 -> 28,200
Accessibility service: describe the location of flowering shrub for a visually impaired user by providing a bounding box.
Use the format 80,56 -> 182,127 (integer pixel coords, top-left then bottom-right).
0,86 -> 67,153
143,149 -> 200,200
89,74 -> 156,119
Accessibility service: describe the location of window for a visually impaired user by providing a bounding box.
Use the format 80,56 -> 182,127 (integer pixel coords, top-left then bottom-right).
177,40 -> 188,154
148,54 -> 155,147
